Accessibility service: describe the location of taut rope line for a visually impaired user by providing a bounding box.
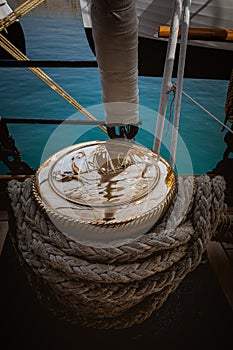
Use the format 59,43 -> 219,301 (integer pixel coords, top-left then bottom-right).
0,34 -> 107,135
182,89 -> 233,135
0,0 -> 45,32
0,0 -> 107,135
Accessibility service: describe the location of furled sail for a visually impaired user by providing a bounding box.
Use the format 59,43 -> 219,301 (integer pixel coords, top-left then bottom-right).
90,0 -> 139,129
81,0 -> 233,79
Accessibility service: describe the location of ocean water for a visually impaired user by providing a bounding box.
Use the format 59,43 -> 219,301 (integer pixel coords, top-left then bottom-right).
0,1 -> 229,174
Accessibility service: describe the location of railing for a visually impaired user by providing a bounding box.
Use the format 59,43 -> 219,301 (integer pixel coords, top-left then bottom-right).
0,60 -> 97,68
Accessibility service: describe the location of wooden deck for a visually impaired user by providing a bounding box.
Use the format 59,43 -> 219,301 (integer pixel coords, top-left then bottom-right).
207,241 -> 233,310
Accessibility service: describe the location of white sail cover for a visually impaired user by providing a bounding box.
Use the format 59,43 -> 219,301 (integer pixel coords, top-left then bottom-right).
136,0 -> 233,51
90,0 -> 139,126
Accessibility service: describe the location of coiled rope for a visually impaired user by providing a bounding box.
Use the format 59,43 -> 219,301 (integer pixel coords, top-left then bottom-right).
7,175 -> 232,329
225,68 -> 233,124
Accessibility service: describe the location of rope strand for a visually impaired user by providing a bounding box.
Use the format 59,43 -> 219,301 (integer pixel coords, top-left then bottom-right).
0,0 -> 45,32
0,33 -> 107,134
7,175 -> 231,329
182,89 -> 233,134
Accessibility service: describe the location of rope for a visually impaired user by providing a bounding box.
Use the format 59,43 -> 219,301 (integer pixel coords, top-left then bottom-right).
225,68 -> 233,123
0,0 -> 45,32
165,85 -> 176,137
182,89 -> 233,135
169,0 -> 192,168
153,0 -> 183,155
0,33 -> 107,135
7,174 -> 232,329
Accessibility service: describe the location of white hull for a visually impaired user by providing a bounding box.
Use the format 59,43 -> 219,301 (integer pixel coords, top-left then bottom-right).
136,0 -> 233,51
80,0 -> 233,79
80,0 -> 233,51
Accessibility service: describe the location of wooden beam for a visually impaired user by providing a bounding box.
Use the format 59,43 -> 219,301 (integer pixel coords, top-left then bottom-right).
158,26 -> 233,42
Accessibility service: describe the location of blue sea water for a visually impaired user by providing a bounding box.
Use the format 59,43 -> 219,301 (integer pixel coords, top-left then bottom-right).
0,2 -> 229,175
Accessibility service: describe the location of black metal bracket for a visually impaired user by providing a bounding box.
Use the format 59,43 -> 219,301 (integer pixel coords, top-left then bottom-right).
0,117 -> 35,175
106,125 -> 139,140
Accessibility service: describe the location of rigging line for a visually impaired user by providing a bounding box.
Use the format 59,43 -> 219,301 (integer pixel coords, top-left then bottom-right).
165,87 -> 176,137
153,0 -> 183,154
182,89 -> 233,135
0,0 -> 45,32
169,0 -> 191,169
190,0 -> 212,20
0,33 -> 107,135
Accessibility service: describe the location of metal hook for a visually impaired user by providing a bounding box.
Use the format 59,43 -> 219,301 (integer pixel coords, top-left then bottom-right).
106,125 -> 138,140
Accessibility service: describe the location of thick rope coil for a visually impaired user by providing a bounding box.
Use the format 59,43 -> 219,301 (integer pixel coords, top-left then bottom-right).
7,174 -> 230,329
225,68 -> 233,123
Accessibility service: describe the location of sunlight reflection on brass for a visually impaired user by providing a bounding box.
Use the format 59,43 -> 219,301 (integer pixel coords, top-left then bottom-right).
33,140 -> 176,245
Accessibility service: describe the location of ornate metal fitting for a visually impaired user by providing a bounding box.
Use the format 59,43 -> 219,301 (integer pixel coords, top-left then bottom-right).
33,140 -> 176,245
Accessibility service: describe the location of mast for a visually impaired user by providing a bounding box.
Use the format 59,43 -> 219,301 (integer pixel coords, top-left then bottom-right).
90,0 -> 139,138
